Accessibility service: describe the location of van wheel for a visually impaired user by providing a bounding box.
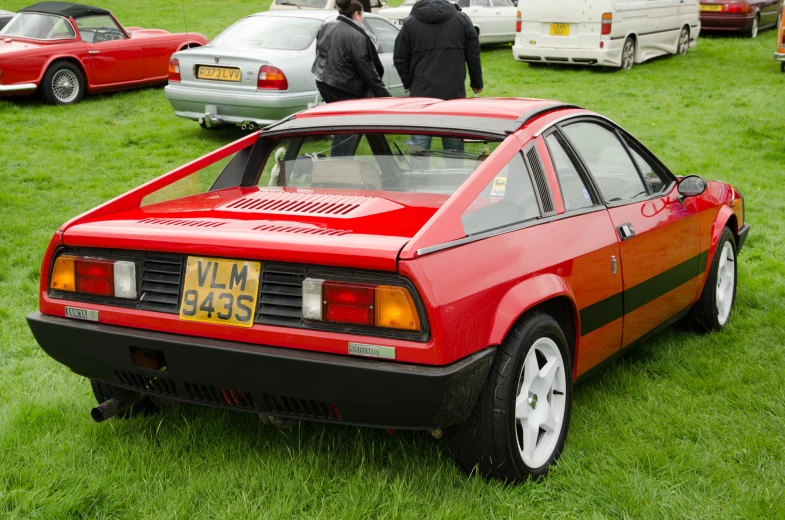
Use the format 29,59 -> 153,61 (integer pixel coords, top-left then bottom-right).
448,313 -> 572,482
621,37 -> 635,70
41,61 -> 85,105
677,27 -> 690,55
748,14 -> 759,38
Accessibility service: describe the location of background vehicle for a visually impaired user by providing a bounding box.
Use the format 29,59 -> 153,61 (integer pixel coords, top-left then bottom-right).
700,0 -> 782,38
165,10 -> 405,130
775,5 -> 785,69
270,0 -> 387,13
513,0 -> 700,69
0,10 -> 14,31
0,2 -> 207,105
27,97 -> 748,482
380,0 -> 517,43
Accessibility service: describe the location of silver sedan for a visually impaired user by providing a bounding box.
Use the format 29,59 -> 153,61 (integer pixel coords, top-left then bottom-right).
164,10 -> 405,130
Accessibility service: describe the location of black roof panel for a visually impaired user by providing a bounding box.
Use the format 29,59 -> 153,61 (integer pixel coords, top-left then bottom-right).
20,2 -> 110,18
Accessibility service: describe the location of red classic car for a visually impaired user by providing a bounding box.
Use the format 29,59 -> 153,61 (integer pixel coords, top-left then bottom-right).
27,98 -> 749,482
699,0 -> 783,37
0,2 -> 207,104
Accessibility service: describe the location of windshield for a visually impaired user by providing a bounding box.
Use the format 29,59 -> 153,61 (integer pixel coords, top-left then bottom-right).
211,16 -> 323,50
257,132 -> 502,196
0,13 -> 75,40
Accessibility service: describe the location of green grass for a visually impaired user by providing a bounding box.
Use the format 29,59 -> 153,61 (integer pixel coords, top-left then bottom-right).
2,1 -> 785,517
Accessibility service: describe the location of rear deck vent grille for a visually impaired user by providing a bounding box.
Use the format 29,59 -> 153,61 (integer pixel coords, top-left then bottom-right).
526,147 -> 555,215
139,253 -> 183,313
220,191 -> 370,216
115,370 -> 177,396
253,224 -> 349,236
261,395 -> 340,420
256,262 -> 307,327
138,218 -> 226,228
184,383 -> 258,410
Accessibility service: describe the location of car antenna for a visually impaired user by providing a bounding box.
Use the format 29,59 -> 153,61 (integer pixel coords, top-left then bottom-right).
181,0 -> 189,44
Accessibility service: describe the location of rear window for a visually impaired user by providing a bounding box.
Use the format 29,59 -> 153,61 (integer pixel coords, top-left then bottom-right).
257,132 -> 502,196
211,16 -> 323,50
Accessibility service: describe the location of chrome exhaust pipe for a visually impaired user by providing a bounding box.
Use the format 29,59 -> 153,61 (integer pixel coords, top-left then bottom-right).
91,392 -> 144,422
247,122 -> 255,131
241,124 -> 247,131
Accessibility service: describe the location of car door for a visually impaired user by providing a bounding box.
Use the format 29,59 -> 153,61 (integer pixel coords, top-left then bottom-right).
559,119 -> 701,348
77,14 -> 143,85
490,0 -> 517,42
465,0 -> 494,42
540,131 -> 624,375
364,17 -> 405,96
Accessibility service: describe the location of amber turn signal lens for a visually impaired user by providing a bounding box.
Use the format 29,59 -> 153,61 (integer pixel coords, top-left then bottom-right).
374,286 -> 421,331
50,255 -> 76,292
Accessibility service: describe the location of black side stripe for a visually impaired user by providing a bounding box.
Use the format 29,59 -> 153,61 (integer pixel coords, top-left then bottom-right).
579,250 -> 709,336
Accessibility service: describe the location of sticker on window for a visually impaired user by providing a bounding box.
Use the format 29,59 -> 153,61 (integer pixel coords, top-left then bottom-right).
490,176 -> 507,197
582,187 -> 591,203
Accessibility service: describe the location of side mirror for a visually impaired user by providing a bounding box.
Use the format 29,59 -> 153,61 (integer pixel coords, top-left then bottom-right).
678,175 -> 707,198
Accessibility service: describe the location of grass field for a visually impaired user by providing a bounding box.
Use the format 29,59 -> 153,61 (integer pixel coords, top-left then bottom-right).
2,1 -> 785,517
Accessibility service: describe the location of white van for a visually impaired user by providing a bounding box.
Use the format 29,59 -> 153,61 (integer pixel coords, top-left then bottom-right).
512,0 -> 700,69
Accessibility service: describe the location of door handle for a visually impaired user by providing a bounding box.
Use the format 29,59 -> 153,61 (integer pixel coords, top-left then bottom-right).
496,11 -> 502,13
617,223 -> 635,240
88,50 -> 100,55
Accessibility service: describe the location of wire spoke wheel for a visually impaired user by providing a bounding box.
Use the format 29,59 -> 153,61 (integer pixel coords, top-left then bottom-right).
514,337 -> 567,469
716,240 -> 736,326
51,69 -> 80,103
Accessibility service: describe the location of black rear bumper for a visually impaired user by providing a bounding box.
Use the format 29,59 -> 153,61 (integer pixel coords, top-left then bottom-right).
26,312 -> 495,429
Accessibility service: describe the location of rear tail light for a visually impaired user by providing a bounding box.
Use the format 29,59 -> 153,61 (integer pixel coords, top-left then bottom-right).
724,3 -> 750,13
516,11 -> 521,33
258,65 -> 288,90
50,255 -> 137,299
302,278 -> 421,331
601,12 -> 612,35
168,58 -> 181,82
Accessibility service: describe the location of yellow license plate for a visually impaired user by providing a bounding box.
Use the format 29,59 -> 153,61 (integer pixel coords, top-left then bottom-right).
197,66 -> 242,82
179,257 -> 261,328
700,4 -> 722,11
550,23 -> 570,36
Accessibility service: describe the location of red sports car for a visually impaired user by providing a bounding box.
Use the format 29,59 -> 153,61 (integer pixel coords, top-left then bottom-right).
27,98 -> 749,482
0,2 -> 207,104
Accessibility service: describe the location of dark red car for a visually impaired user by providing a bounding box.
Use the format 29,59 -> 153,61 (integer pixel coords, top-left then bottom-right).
0,2 -> 207,104
27,98 -> 749,481
700,0 -> 782,37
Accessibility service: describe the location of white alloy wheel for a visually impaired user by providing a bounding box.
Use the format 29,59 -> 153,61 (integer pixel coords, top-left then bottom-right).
515,337 -> 567,469
678,27 -> 690,55
750,15 -> 759,38
52,69 -> 80,104
716,240 -> 736,326
621,38 -> 635,70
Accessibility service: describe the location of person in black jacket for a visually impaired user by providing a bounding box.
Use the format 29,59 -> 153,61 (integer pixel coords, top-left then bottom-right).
393,0 -> 483,156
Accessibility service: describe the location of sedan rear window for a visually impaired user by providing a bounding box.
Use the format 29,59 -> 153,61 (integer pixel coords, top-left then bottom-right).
211,16 -> 323,50
257,132 -> 502,196
0,13 -> 75,40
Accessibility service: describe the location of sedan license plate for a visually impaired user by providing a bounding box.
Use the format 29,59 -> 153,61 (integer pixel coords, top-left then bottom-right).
180,257 -> 261,328
197,66 -> 242,82
550,23 -> 570,36
700,4 -> 722,10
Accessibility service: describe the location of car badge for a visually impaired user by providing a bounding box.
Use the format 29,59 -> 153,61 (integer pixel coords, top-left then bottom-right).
348,342 -> 395,360
65,306 -> 99,322
214,56 -> 220,64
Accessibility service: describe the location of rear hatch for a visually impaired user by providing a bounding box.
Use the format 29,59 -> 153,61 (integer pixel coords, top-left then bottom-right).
520,0 -> 603,49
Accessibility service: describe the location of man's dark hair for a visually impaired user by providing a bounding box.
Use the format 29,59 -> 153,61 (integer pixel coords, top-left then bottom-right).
336,0 -> 364,17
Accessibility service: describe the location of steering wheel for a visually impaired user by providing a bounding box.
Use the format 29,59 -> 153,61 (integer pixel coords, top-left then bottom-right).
93,26 -> 123,42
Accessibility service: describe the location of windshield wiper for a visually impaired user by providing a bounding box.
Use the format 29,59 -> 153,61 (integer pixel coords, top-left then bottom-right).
277,2 -> 303,8
412,149 -> 477,160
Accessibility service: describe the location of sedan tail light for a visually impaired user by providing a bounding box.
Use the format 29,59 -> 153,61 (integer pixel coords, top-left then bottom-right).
302,278 -> 421,331
724,3 -> 750,13
258,65 -> 288,90
516,11 -> 521,33
601,13 -> 612,35
50,255 -> 137,299
168,58 -> 181,82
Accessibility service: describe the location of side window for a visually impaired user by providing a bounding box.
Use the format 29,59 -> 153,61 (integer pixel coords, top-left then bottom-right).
462,153 -> 540,235
364,18 -> 399,54
561,122 -> 647,203
457,0 -> 471,6
544,134 -> 595,211
472,0 -> 491,6
491,0 -> 513,5
76,15 -> 126,43
623,137 -> 670,195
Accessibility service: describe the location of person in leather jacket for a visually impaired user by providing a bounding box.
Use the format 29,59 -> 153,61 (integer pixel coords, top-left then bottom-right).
312,0 -> 391,103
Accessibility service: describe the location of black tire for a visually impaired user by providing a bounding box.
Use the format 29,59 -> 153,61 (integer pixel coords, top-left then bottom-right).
40,61 -> 85,105
620,37 -> 635,70
780,61 -> 785,73
748,14 -> 760,38
687,227 -> 738,332
448,313 -> 572,482
91,380 -> 160,419
677,26 -> 690,56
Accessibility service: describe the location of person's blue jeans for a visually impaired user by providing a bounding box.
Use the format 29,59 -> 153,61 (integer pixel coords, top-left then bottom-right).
411,135 -> 465,170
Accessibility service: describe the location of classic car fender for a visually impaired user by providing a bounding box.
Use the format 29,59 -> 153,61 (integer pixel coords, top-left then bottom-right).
37,54 -> 96,88
487,273 -> 579,353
